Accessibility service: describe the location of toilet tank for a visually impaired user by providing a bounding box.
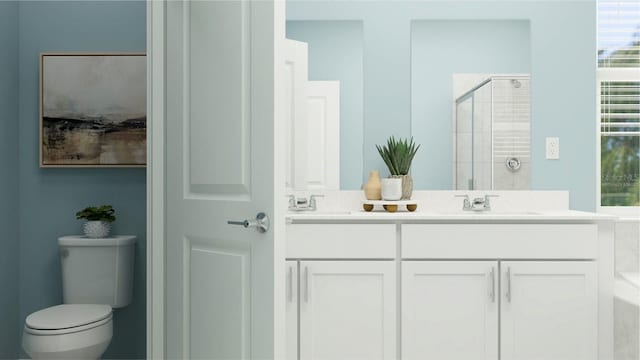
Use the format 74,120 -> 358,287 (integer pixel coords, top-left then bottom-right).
58,235 -> 136,308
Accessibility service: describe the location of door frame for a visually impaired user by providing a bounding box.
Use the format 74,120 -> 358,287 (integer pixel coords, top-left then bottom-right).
146,1 -> 165,358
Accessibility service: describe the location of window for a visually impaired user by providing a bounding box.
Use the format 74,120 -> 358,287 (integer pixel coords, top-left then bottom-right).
597,0 -> 640,210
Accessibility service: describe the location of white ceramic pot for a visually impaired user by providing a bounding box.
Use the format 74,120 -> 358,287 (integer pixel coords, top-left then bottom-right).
381,178 -> 402,200
83,221 -> 111,238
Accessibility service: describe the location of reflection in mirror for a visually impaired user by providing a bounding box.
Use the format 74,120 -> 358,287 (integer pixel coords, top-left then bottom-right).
453,75 -> 531,190
285,2 -> 533,190
286,20 -> 362,190
283,38 -> 341,191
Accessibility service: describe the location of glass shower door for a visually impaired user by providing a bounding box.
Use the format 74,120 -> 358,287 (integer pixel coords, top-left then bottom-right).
456,96 -> 473,189
472,81 -> 493,190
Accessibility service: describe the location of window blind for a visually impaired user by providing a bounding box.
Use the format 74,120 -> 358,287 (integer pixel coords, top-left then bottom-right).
598,0 -> 640,67
601,81 -> 640,136
600,80 -> 640,206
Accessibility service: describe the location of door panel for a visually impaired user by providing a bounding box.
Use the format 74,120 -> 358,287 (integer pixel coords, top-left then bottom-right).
299,261 -> 396,360
189,239 -> 250,359
500,261 -> 598,360
402,261 -> 499,360
189,0 -> 251,194
165,0 -> 284,359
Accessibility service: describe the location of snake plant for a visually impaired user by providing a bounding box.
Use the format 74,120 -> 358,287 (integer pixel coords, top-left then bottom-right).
376,136 -> 420,176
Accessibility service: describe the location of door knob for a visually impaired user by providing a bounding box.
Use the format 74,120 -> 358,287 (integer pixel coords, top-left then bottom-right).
227,212 -> 270,233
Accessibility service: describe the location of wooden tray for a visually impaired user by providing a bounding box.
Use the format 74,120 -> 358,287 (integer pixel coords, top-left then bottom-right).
361,200 -> 418,213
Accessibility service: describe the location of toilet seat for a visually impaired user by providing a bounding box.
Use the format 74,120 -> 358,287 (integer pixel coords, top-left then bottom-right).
24,304 -> 112,335
22,308 -> 113,360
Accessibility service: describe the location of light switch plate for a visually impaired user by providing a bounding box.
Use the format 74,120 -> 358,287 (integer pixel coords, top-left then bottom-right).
546,137 -> 559,159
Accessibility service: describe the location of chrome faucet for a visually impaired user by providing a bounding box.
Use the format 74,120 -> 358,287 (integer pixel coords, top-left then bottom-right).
287,194 -> 324,211
456,194 -> 499,211
309,195 -> 323,210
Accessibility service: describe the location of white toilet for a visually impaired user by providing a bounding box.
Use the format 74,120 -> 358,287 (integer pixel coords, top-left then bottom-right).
22,235 -> 136,359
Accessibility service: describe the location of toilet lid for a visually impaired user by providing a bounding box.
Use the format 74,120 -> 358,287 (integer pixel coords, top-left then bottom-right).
26,304 -> 112,330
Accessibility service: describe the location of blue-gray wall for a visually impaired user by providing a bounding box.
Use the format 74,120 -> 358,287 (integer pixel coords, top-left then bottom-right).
287,1 -> 597,210
0,2 -> 20,358
17,1 -> 146,358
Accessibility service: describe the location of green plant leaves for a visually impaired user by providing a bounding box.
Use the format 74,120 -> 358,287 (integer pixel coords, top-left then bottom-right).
376,136 -> 420,176
75,205 -> 116,223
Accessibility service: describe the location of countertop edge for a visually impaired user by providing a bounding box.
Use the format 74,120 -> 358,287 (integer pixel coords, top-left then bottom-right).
285,210 -> 618,222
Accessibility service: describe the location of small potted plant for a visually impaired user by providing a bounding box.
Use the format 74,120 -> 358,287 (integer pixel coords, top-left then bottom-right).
76,205 -> 116,238
376,136 -> 420,200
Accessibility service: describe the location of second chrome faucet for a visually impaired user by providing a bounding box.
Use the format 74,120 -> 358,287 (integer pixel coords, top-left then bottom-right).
287,194 -> 324,211
455,194 -> 499,211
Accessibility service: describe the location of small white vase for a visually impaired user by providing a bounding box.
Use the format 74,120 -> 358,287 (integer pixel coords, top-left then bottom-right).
83,221 -> 112,238
381,178 -> 403,200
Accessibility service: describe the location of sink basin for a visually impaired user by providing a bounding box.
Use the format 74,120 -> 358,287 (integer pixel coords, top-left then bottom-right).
427,210 -> 541,216
469,210 -> 540,215
287,211 -> 352,215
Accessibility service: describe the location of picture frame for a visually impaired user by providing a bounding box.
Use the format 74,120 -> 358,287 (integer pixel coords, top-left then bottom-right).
39,52 -> 146,167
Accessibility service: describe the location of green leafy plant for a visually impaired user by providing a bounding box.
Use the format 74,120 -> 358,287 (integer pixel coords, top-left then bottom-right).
376,136 -> 420,176
75,205 -> 116,223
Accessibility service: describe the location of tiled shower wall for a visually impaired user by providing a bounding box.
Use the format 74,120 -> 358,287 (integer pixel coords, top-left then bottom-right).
491,77 -> 531,190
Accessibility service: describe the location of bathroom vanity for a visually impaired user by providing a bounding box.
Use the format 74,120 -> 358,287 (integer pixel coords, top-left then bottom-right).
284,191 -> 615,360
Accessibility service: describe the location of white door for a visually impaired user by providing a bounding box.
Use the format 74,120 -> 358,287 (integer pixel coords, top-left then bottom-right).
500,261 -> 598,360
284,39 -> 308,190
306,81 -> 340,190
402,261 -> 499,360
165,1 -> 285,359
299,261 -> 396,360
286,261 -> 299,360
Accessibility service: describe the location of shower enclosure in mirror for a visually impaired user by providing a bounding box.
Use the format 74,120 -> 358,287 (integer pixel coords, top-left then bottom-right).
454,75 -> 531,190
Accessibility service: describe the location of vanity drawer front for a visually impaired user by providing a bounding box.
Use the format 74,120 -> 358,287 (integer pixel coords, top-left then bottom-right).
402,224 -> 598,259
287,224 -> 396,259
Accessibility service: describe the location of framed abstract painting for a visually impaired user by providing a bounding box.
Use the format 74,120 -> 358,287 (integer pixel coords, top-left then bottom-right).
40,53 -> 146,167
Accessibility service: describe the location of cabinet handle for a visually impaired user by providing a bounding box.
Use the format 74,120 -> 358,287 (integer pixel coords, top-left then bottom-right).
287,266 -> 293,303
304,266 -> 310,302
506,267 -> 512,302
489,267 -> 496,302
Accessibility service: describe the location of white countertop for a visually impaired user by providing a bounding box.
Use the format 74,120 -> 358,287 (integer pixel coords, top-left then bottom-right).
286,210 -> 617,222
284,190 -> 623,222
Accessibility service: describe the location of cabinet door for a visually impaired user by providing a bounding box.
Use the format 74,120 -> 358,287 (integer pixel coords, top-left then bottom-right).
299,261 -> 396,360
402,261 -> 499,360
501,261 -> 597,360
286,261 -> 298,360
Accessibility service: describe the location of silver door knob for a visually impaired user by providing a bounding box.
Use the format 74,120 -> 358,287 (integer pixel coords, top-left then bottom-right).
227,212 -> 270,233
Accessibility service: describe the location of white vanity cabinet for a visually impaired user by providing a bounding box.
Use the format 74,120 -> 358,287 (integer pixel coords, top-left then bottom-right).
500,261 -> 597,360
402,261 -> 499,360
286,261 -> 299,360
402,224 -> 599,360
402,260 -> 597,360
286,224 -> 397,360
286,219 -> 609,360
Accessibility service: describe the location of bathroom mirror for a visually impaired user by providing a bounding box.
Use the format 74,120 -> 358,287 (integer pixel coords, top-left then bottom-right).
285,1 -> 545,191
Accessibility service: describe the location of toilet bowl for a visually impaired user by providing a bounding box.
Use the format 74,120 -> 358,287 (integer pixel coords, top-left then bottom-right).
22,235 -> 135,359
22,304 -> 113,360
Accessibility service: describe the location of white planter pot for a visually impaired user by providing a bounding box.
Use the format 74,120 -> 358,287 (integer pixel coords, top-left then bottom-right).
381,178 -> 403,200
83,221 -> 112,238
